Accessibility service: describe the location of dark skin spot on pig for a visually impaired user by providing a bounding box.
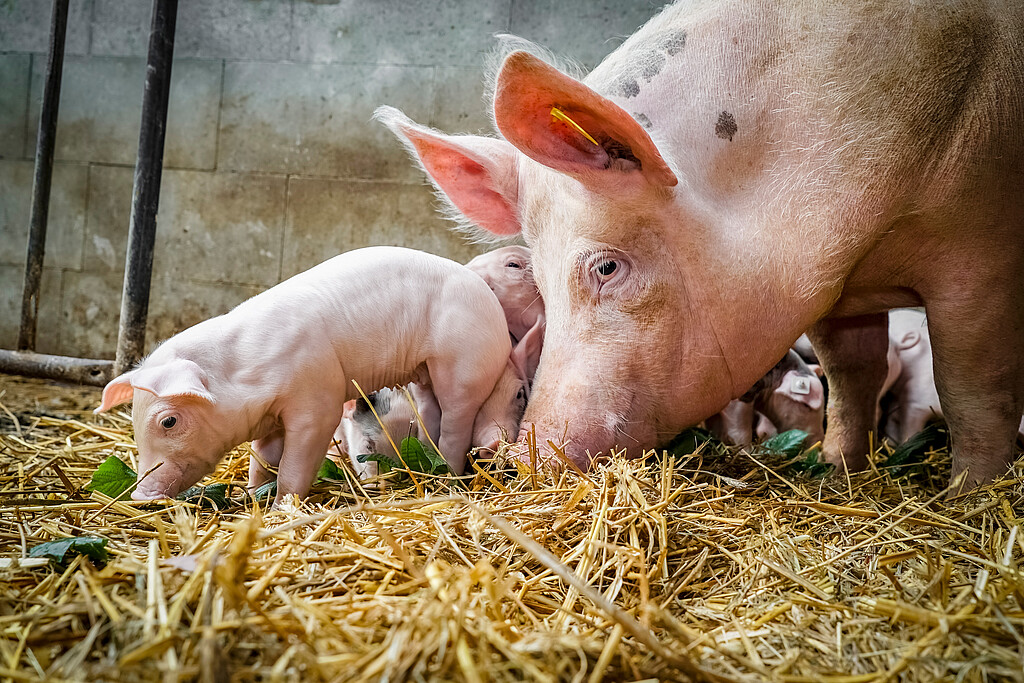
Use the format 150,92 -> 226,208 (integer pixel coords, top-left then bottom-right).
640,51 -> 666,83
609,72 -> 641,98
715,111 -> 738,141
658,29 -> 687,56
632,112 -> 653,130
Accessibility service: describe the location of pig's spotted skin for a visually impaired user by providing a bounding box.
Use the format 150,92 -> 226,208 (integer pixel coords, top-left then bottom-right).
715,112 -> 737,142
632,112 -> 653,130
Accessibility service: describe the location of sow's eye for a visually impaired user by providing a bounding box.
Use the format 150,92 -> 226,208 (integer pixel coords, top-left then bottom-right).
586,251 -> 631,293
161,416 -> 177,429
506,260 -> 522,269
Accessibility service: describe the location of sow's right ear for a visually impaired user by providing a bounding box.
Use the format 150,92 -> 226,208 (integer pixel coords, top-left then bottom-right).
95,371 -> 137,414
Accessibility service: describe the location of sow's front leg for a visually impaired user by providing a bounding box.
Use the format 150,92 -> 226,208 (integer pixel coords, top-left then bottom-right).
806,313 -> 889,473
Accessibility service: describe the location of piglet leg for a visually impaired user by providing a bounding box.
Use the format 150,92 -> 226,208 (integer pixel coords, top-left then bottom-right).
409,382 -> 441,445
249,430 -> 284,489
807,313 -> 889,473
273,410 -> 341,507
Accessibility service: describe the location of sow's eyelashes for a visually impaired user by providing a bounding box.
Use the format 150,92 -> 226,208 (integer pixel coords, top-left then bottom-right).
585,252 -> 631,292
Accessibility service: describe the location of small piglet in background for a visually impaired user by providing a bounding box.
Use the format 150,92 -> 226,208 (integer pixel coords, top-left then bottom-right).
878,309 -> 1024,444
95,246 -> 526,506
708,350 -> 825,446
338,246 -> 545,478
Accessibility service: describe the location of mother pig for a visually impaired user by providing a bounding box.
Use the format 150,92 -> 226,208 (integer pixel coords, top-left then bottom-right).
377,0 -> 1024,489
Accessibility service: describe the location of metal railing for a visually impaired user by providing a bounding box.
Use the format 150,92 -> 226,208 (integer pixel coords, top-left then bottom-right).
0,0 -> 178,386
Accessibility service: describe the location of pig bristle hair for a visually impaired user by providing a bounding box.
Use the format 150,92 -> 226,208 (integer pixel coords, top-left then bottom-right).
484,35 -> 588,132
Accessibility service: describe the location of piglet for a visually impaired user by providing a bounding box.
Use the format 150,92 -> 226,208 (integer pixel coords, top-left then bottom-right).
707,350 -> 825,446
337,283 -> 544,477
95,246 -> 519,506
466,246 -> 544,345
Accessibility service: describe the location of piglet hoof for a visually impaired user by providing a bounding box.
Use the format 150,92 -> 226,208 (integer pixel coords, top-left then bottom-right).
271,492 -> 302,512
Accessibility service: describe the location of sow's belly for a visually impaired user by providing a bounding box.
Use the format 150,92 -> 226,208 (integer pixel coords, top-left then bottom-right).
826,286 -> 924,319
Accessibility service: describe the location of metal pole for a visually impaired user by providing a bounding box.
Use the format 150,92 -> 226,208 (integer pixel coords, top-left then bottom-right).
17,0 -> 69,352
114,0 -> 178,376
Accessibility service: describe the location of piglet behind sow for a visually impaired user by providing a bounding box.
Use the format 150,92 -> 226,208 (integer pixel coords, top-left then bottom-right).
95,246 -> 516,507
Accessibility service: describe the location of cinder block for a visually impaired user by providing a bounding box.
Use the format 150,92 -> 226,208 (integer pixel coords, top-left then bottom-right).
27,56 -> 221,169
0,265 -> 63,356
291,0 -> 509,66
0,54 -> 30,158
431,66 -> 494,135
282,177 -> 484,279
83,164 -> 132,273
150,170 -> 287,288
145,273 -> 264,350
0,160 -> 86,270
59,268 -> 119,358
92,0 -> 291,61
510,0 -> 659,68
0,0 -> 91,55
218,62 -> 433,179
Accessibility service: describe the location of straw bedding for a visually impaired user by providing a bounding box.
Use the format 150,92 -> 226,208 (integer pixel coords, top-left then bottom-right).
1,373 -> 1022,682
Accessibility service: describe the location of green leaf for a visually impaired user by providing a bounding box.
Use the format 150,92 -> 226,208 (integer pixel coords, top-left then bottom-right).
399,437 -> 431,472
29,536 -> 108,566
665,427 -> 720,457
252,480 -> 277,502
422,444 -> 449,475
85,456 -> 137,498
785,446 -> 833,478
317,457 -> 346,481
885,423 -> 947,475
175,483 -> 230,509
356,453 -> 397,474
762,429 -> 810,457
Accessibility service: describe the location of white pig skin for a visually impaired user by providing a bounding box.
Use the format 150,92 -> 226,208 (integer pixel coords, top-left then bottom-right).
96,246 -> 514,506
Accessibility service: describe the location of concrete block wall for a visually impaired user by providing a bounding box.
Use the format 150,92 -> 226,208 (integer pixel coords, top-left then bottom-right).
0,0 -> 662,359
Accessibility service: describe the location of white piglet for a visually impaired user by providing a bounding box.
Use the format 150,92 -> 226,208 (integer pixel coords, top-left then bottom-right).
96,246 -> 523,506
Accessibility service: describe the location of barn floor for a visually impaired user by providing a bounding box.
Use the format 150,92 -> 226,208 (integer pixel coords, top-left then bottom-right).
0,372 -> 1022,682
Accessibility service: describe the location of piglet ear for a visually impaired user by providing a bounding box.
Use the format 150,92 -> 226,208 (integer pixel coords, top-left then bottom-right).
95,371 -> 138,414
131,359 -> 216,405
510,315 -> 545,387
374,106 -> 522,238
493,51 -> 677,188
775,370 -> 824,411
895,329 -> 921,351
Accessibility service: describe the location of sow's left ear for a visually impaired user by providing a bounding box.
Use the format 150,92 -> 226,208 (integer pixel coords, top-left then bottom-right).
130,358 -> 216,405
493,51 -> 677,188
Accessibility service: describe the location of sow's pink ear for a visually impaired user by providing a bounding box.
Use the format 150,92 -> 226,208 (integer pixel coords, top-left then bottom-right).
374,106 -> 522,238
130,358 -> 216,405
95,371 -> 138,414
493,51 -> 677,187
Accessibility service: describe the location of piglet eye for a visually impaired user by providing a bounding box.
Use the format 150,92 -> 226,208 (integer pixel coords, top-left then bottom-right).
596,260 -> 618,278
161,416 -> 177,429
516,387 -> 526,401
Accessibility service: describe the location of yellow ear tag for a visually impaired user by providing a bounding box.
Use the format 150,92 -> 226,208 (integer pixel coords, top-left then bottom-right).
550,107 -> 599,147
